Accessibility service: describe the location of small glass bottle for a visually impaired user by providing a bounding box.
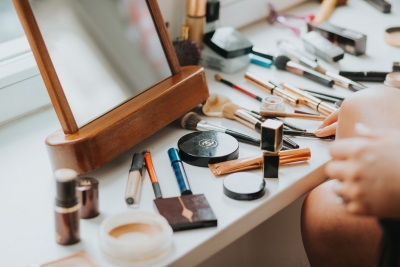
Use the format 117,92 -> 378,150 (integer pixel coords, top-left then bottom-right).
54,169 -> 80,245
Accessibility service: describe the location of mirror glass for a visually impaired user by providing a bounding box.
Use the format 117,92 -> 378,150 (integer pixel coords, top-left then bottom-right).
31,0 -> 172,127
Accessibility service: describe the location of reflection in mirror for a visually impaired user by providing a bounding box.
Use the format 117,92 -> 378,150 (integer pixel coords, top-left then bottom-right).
31,0 -> 172,127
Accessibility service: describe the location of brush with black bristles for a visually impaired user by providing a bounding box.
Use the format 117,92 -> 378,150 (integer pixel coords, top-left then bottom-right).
181,112 -> 261,147
173,25 -> 201,66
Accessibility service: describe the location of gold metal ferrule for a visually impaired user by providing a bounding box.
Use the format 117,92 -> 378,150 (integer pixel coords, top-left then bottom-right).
245,72 -> 299,106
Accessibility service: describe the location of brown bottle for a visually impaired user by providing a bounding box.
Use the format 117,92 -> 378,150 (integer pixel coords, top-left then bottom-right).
54,169 -> 80,245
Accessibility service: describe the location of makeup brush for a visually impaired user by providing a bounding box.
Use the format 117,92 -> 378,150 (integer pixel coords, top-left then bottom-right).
215,74 -> 263,101
259,110 -> 326,121
181,112 -> 261,147
202,94 -> 232,117
284,130 -> 335,140
222,103 -> 300,149
274,55 -> 334,87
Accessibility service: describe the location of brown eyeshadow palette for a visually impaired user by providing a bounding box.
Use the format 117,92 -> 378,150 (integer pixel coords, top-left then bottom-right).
153,194 -> 217,231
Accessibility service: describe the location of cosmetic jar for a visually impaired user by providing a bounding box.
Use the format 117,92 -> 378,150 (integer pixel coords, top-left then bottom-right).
99,210 -> 173,263
223,172 -> 265,201
384,72 -> 400,89
76,177 -> 99,219
201,27 -> 253,73
261,96 -> 285,112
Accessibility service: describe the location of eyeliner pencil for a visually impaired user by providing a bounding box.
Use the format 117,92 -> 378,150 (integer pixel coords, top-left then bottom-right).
142,150 -> 163,199
284,130 -> 335,140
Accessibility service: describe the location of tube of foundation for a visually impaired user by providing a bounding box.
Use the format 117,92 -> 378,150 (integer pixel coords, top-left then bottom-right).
208,148 -> 311,176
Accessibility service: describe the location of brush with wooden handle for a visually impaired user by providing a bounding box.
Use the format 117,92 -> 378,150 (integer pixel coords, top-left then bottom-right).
313,0 -> 347,25
259,110 -> 326,121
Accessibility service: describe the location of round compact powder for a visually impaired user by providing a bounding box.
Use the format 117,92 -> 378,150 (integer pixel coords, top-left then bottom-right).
223,172 -> 266,201
385,27 -> 400,47
99,210 -> 173,263
178,131 -> 239,167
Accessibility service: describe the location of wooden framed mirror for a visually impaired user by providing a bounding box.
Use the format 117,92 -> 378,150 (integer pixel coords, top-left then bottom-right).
13,0 -> 209,173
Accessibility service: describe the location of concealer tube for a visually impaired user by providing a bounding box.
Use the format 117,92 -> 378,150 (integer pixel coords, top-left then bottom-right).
125,153 -> 145,207
208,148 -> 311,176
54,169 -> 80,245
245,72 -> 299,106
281,83 -> 337,116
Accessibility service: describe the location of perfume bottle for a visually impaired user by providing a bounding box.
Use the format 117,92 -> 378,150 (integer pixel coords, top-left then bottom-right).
186,0 -> 207,48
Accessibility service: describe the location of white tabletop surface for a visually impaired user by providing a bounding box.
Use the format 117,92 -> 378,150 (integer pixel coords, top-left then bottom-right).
1,1 -> 399,266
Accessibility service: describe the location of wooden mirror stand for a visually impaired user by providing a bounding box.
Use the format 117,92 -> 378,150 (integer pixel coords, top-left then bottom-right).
13,0 -> 209,173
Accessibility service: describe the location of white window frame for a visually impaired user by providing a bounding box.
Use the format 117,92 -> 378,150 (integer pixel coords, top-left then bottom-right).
0,0 -> 304,126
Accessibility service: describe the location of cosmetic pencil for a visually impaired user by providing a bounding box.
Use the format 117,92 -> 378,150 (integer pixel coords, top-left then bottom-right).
294,110 -> 320,116
338,71 -> 388,82
142,150 -> 162,199
284,130 -> 335,140
281,83 -> 338,116
168,148 -> 192,195
243,110 -> 307,132
244,72 -> 300,106
181,112 -> 261,147
125,153 -> 145,206
304,92 -> 342,103
215,74 -> 263,101
259,110 -> 326,120
222,103 -> 300,149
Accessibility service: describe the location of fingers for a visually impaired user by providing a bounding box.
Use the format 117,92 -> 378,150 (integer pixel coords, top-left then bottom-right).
315,122 -> 337,136
326,160 -> 360,182
332,179 -> 370,215
317,109 -> 339,130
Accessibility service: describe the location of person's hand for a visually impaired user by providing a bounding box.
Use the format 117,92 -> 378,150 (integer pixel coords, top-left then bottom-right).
315,109 -> 339,137
326,123 -> 400,218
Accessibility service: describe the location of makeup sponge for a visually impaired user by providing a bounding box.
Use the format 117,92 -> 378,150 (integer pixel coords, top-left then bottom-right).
274,55 -> 291,70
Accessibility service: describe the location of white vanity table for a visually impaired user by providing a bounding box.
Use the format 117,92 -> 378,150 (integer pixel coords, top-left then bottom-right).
1,1 -> 399,266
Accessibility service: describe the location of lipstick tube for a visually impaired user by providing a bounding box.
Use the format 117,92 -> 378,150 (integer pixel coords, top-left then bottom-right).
232,110 -> 299,149
281,83 -> 337,116
245,72 -> 299,106
168,148 -> 192,195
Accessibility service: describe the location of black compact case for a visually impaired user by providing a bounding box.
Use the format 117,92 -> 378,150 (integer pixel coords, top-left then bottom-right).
178,131 -> 239,167
308,22 -> 367,56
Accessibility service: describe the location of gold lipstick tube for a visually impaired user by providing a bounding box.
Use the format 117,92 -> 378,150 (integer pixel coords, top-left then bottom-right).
245,72 -> 299,106
281,83 -> 337,116
208,148 -> 311,176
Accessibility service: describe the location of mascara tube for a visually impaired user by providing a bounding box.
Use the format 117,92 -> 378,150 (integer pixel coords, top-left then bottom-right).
125,153 -> 144,207
168,148 -> 192,195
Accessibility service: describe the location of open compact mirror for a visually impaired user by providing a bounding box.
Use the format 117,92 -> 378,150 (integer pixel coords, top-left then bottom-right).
14,0 -> 209,173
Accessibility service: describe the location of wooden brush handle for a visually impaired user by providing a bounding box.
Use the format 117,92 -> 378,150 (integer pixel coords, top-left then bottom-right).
259,111 -> 326,121
313,0 -> 338,24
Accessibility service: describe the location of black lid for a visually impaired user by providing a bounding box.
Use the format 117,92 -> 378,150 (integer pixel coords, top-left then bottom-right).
223,172 -> 265,201
54,169 -> 78,208
130,153 -> 144,173
206,0 -> 220,22
203,27 -> 253,59
177,131 -> 239,167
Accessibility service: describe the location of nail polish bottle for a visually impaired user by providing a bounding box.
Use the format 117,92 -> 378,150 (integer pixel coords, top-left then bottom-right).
54,169 -> 80,245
